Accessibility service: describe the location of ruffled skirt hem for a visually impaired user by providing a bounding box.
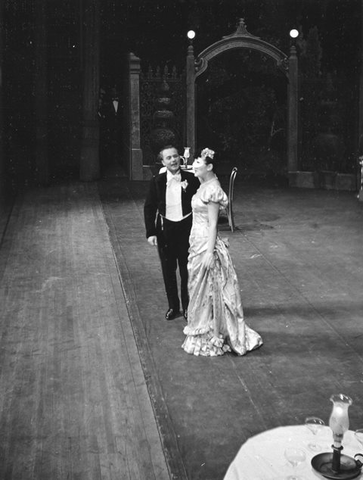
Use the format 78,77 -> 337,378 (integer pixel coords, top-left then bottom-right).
182,325 -> 263,357
181,331 -> 232,357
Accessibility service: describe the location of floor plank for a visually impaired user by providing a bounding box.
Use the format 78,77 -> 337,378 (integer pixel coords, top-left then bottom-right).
0,183 -> 170,480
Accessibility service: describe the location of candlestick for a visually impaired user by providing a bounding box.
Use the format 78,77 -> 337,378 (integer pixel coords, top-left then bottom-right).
311,394 -> 361,479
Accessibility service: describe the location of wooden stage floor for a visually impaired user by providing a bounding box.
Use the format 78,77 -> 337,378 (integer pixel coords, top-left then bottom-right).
0,182 -> 170,480
1,172 -> 363,479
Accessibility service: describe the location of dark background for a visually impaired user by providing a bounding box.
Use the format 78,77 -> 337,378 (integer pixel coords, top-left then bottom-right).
2,0 -> 361,182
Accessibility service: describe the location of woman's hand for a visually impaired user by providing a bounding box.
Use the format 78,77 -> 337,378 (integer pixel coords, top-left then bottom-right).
201,251 -> 214,271
203,201 -> 219,272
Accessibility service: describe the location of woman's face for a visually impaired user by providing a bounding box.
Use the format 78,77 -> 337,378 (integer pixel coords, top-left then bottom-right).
192,157 -> 210,178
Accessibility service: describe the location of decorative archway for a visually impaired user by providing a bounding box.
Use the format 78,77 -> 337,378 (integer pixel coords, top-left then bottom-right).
186,19 -> 299,179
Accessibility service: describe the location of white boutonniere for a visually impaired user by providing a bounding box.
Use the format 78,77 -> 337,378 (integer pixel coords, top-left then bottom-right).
181,179 -> 188,191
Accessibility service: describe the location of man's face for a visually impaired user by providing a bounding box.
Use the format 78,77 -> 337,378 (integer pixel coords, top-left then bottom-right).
161,148 -> 180,174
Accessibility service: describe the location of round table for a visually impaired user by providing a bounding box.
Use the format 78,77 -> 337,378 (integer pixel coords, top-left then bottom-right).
223,425 -> 363,480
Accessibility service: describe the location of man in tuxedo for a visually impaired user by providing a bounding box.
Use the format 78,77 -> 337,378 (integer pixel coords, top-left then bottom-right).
144,146 -> 200,320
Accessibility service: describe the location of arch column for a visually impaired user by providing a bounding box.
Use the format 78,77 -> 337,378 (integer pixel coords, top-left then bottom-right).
127,53 -> 143,180
287,44 -> 299,175
186,42 -> 196,157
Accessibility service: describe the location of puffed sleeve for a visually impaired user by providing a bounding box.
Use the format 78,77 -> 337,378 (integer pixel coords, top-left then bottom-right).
200,183 -> 228,208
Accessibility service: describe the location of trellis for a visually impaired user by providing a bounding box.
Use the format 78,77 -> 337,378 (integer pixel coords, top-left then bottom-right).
140,64 -> 185,165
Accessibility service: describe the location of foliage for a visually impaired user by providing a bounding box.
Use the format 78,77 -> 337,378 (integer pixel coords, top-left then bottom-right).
196,50 -> 287,174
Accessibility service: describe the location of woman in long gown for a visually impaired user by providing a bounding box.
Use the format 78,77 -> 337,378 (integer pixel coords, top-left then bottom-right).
182,148 -> 263,357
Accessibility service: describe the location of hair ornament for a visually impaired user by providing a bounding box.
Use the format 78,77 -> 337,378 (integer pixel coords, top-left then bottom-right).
201,148 -> 215,160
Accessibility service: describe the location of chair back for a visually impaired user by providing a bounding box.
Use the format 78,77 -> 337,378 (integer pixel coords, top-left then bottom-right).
228,167 -> 238,232
229,167 -> 238,204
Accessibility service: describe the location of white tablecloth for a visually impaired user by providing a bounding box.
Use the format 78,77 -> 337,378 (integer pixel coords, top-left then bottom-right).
224,425 -> 363,480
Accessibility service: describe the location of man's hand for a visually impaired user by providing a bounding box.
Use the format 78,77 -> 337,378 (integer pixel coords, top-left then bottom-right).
147,236 -> 158,246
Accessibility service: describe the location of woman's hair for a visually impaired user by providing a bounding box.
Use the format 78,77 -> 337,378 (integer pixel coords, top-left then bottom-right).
199,147 -> 216,172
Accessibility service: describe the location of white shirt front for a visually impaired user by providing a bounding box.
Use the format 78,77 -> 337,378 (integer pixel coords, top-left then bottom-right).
165,171 -> 183,221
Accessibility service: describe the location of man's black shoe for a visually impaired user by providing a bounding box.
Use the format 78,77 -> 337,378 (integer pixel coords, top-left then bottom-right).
183,309 -> 188,321
165,308 -> 178,321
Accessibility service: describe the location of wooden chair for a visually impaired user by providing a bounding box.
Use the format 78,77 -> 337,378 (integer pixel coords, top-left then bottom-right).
220,167 -> 238,232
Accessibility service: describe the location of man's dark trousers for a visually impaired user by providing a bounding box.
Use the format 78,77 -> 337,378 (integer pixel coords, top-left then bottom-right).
157,215 -> 192,313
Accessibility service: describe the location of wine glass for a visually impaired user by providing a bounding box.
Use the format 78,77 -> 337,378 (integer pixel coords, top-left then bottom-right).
354,428 -> 363,447
305,417 -> 325,451
284,448 -> 306,480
